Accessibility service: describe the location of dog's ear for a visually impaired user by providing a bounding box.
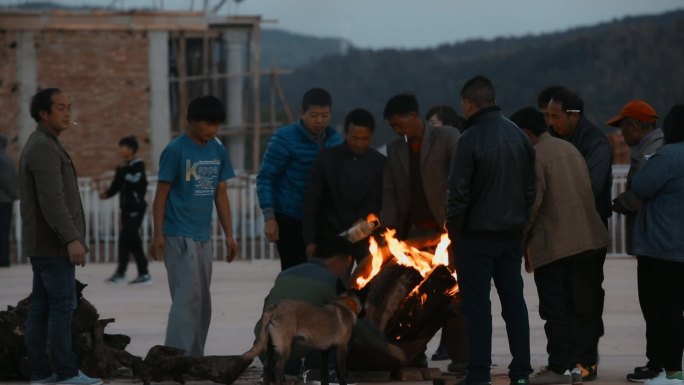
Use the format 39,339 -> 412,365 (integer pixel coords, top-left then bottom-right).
336,279 -> 346,296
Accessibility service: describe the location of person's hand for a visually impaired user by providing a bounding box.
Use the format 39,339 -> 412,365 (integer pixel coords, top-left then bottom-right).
149,235 -> 165,261
67,240 -> 87,267
264,219 -> 279,242
306,244 -> 316,259
99,191 -> 107,199
225,236 -> 237,263
612,198 -> 626,214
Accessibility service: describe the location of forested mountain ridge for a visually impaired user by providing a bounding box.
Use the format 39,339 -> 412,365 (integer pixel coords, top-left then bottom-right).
276,10 -> 684,146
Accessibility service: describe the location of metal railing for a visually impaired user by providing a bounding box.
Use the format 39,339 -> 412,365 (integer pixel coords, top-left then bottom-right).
9,166 -> 630,263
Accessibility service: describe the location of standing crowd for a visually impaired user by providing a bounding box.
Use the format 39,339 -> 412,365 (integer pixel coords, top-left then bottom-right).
10,74 -> 684,385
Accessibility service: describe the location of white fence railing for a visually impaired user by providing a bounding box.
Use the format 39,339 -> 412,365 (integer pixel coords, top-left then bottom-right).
9,166 -> 630,264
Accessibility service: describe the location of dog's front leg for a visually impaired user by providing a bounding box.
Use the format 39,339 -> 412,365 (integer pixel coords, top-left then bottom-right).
335,344 -> 349,385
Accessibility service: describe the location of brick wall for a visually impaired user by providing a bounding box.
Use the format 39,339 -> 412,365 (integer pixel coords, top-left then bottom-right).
0,31 -> 20,161
607,132 -> 630,164
8,30 -> 153,179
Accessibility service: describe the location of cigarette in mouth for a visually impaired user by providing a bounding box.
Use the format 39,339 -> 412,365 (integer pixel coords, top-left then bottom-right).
403,134 -> 408,143
72,122 -> 79,126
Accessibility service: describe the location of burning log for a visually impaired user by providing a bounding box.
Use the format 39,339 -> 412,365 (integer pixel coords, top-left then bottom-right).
349,229 -> 460,367
384,265 -> 457,342
364,262 -> 423,331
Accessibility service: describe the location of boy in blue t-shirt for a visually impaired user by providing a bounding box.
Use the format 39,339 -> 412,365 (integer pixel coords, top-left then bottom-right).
150,95 -> 237,357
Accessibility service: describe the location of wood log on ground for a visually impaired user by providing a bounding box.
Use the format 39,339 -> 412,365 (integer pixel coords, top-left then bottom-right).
0,287 -> 251,384
384,265 -> 458,342
141,345 -> 251,385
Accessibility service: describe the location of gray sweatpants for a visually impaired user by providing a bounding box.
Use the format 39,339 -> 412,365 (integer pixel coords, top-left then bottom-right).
163,236 -> 213,357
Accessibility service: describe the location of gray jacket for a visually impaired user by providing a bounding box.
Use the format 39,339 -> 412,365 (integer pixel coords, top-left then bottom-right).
0,138 -> 18,203
382,124 -> 460,237
632,142 -> 684,262
19,125 -> 86,257
613,128 -> 664,255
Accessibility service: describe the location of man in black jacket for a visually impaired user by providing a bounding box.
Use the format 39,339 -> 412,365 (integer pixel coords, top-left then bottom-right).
546,90 -> 613,382
303,109 -> 385,262
446,75 -> 536,385
100,135 -> 150,285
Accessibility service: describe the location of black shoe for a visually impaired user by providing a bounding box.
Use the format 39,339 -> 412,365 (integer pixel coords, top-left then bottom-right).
448,361 -> 468,374
409,353 -> 428,368
311,369 -> 356,385
627,366 -> 661,382
432,343 -> 450,361
457,380 -> 490,385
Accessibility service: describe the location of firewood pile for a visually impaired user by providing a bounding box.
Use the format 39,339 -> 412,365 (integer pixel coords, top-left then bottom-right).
0,281 -> 250,384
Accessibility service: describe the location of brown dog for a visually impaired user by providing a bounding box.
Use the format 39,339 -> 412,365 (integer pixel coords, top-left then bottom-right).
241,291 -> 363,385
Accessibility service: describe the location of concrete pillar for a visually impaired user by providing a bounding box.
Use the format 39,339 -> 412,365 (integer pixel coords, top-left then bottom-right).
148,31 -> 171,172
224,29 -> 247,172
16,32 -> 38,148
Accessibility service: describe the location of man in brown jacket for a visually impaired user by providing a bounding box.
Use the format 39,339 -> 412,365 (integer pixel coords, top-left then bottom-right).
511,107 -> 609,385
19,88 -> 101,385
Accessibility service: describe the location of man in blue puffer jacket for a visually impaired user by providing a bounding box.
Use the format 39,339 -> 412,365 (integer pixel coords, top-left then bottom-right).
257,88 -> 343,270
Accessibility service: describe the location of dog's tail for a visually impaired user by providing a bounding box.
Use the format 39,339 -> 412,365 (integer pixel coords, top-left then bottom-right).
241,304 -> 275,361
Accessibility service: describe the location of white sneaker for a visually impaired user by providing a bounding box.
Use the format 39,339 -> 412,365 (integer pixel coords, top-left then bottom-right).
645,371 -> 684,385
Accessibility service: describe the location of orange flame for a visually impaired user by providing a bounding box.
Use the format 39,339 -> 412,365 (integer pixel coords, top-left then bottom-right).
355,237 -> 383,288
355,229 -> 455,289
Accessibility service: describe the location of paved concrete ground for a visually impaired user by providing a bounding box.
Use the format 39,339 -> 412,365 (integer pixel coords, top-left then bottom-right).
0,257 -> 652,385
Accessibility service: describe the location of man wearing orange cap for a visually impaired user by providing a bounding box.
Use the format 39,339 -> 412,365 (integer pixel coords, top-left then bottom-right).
606,100 -> 664,383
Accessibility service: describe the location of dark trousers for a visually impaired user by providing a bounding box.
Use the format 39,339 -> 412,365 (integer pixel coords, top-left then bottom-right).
637,255 -> 684,371
0,202 -> 11,266
570,247 -> 605,366
452,237 -> 532,382
638,255 -> 664,371
116,211 -> 148,276
25,257 -> 78,381
534,254 -> 583,373
275,213 -> 307,271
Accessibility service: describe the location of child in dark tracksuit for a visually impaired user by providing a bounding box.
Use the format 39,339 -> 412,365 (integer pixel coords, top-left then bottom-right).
101,136 -> 150,284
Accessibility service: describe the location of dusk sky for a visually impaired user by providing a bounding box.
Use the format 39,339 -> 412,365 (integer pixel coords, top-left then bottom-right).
4,0 -> 683,48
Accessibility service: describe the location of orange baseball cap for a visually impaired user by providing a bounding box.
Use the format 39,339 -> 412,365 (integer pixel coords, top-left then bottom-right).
606,100 -> 658,126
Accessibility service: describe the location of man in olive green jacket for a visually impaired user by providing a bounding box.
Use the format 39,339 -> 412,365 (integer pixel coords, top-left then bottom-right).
19,88 -> 101,385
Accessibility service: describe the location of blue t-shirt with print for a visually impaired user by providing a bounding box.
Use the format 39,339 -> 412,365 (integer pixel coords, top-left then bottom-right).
158,134 -> 235,241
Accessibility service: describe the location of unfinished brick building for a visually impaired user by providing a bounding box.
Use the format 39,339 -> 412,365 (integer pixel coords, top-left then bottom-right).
0,9 -> 263,177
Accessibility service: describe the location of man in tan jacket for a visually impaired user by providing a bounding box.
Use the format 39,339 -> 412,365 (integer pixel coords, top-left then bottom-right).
19,88 -> 101,385
510,107 -> 609,385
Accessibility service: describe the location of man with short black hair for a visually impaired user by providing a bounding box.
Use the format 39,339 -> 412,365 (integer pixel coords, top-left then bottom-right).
150,95 -> 237,357
303,108 -> 385,261
446,75 -> 535,385
257,88 -> 343,270
382,93 -> 460,239
605,100 -> 664,383
546,89 -> 613,381
510,107 -> 610,385
20,88 -> 102,385
536,86 -> 566,128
